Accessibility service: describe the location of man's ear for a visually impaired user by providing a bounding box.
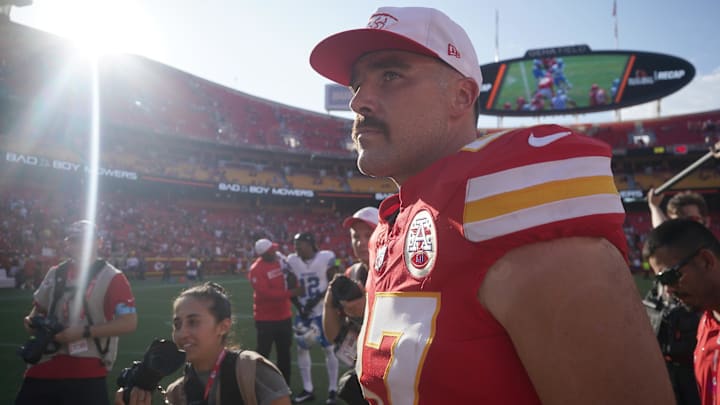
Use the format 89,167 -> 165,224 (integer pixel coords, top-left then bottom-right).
450,77 -> 479,119
699,248 -> 718,274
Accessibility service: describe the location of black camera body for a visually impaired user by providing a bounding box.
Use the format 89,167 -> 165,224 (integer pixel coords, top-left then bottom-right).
330,275 -> 364,309
117,338 -> 186,404
17,315 -> 64,364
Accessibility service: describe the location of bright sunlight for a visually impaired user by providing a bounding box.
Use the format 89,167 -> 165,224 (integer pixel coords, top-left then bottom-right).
14,0 -> 163,57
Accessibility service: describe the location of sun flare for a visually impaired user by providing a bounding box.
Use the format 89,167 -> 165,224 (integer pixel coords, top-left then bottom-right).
18,0 -> 163,57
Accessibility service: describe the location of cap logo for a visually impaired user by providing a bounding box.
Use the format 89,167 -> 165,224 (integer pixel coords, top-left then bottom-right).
367,13 -> 398,30
448,44 -> 461,59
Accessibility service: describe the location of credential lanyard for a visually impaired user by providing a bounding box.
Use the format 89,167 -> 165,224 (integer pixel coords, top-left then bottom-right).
61,263 -> 102,321
204,349 -> 228,400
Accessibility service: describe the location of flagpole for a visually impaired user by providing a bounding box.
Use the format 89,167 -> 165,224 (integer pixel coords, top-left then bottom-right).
494,9 -> 499,62
613,0 -> 619,49
495,9 -> 500,128
613,0 -> 620,121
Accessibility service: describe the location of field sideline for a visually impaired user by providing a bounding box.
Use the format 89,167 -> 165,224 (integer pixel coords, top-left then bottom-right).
0,274 -> 346,404
0,273 -> 654,404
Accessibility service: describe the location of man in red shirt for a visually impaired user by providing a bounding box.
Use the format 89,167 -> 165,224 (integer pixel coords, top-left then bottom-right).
16,220 -> 137,405
249,238 -> 304,385
310,6 -> 672,404
645,219 -> 720,405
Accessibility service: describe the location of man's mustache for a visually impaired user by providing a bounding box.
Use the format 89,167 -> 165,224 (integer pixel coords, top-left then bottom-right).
352,116 -> 388,140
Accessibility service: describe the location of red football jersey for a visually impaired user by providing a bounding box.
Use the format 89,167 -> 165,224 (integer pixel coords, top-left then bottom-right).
694,312 -> 720,405
356,125 -> 627,405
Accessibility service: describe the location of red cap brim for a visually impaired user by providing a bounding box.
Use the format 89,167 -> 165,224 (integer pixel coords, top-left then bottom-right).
310,28 -> 439,86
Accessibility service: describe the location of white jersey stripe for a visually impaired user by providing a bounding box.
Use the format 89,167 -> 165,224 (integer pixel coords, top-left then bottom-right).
465,156 -> 612,202
463,194 -> 624,242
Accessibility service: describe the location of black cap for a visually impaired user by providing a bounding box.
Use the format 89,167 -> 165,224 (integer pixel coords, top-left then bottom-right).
293,232 -> 317,250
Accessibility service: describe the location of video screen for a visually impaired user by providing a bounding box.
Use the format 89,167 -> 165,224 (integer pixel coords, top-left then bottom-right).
478,50 -> 694,117
492,54 -> 629,112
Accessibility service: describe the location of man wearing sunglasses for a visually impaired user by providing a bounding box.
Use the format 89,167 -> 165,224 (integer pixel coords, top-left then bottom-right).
644,190 -> 710,404
644,219 -> 720,405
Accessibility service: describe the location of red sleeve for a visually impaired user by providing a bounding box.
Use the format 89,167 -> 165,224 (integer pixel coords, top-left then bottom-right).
250,263 -> 292,300
461,125 -> 627,261
103,273 -> 136,320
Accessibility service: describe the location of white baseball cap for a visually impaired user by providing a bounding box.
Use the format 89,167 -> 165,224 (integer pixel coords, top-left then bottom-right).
343,206 -> 379,230
65,220 -> 98,240
255,238 -> 279,256
310,7 -> 482,90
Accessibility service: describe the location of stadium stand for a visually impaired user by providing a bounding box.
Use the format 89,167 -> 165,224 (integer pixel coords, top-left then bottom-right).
0,18 -> 719,285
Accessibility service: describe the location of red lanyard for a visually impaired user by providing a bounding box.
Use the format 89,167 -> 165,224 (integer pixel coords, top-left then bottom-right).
204,349 -> 227,400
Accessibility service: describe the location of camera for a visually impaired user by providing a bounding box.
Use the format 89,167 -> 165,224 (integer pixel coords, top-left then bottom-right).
17,315 -> 64,364
117,338 -> 186,404
329,275 -> 364,309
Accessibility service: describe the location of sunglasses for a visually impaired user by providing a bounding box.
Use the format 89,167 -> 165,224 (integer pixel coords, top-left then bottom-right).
655,248 -> 704,286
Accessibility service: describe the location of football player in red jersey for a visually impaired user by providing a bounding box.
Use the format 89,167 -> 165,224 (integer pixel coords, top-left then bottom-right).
310,6 -> 673,405
589,83 -> 609,107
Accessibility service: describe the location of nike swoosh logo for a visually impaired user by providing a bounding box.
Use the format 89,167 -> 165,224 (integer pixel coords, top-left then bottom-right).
527,131 -> 572,147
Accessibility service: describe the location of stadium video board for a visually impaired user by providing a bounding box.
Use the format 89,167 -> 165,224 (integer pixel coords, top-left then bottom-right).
325,84 -> 353,111
478,46 -> 695,116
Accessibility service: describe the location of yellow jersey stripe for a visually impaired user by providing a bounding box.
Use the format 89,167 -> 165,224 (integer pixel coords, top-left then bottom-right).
464,175 -> 618,223
465,156 -> 612,202
463,194 -> 625,242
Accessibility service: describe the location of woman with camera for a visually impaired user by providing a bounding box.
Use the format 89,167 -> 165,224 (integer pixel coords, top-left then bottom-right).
116,282 -> 291,405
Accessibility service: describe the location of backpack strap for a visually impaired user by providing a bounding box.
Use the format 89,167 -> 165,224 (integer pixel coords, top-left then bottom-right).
81,260 -> 112,356
235,350 -> 259,405
235,350 -> 287,405
182,363 -> 208,405
220,351 -> 244,405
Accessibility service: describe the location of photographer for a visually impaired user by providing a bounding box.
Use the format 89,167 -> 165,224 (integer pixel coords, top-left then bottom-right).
116,282 -> 291,405
643,219 -> 720,405
321,207 -> 378,405
322,277 -> 367,405
645,189 -> 708,404
644,280 -> 702,405
340,207 -> 378,287
15,220 -> 137,405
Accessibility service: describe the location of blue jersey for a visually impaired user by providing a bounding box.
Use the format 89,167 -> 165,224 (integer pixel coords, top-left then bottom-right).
552,93 -> 567,109
532,64 -> 545,80
551,64 -> 568,87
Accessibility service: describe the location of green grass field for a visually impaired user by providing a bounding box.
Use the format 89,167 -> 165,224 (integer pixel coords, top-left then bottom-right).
0,272 -> 655,404
494,54 -> 629,110
0,275 -> 345,404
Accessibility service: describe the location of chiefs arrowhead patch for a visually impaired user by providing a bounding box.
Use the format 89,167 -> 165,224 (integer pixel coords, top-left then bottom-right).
404,209 -> 437,278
